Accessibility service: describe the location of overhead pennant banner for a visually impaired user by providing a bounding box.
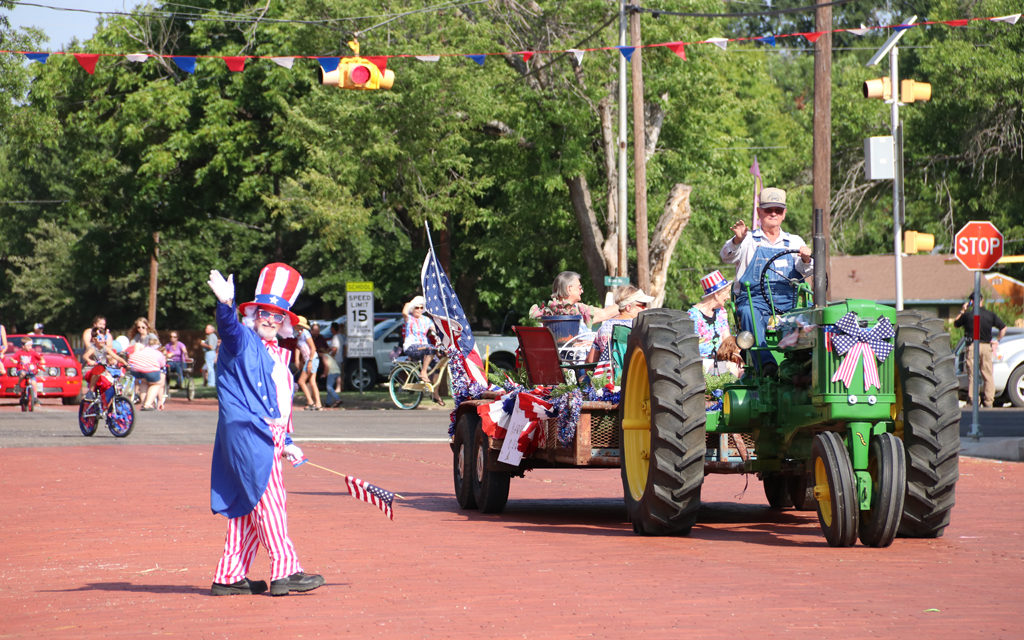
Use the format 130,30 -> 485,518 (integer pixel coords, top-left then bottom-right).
172,56 -> 196,74
125,53 -> 149,63
466,54 -> 486,66
74,53 -> 100,74
25,53 -> 49,64
667,42 -> 686,60
567,49 -> 584,65
317,57 -> 340,73
366,56 -> 388,72
270,56 -> 294,68
519,51 -> 534,63
415,55 -> 440,62
223,56 -> 246,72
847,24 -> 871,36
894,22 -> 916,31
991,13 -> 1021,24
802,31 -> 825,43
759,34 -> 777,47
706,37 -> 728,51
618,46 -> 635,61
943,19 -> 969,27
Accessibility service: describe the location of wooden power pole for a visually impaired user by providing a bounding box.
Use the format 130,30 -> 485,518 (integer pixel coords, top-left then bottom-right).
812,2 -> 833,299
148,231 -> 159,329
629,3 -> 650,292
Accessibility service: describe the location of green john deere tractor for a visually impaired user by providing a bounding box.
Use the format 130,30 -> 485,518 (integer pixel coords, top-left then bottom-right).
617,216 -> 960,547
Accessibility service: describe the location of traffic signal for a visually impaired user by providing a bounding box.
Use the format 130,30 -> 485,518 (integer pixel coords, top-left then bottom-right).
863,76 -> 931,103
320,57 -> 395,90
904,230 -> 935,254
900,79 -> 931,103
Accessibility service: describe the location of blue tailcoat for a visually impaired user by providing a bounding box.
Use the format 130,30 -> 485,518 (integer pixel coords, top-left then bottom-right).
210,302 -> 287,518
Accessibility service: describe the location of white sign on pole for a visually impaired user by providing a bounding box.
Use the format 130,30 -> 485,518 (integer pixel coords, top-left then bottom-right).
346,282 -> 374,358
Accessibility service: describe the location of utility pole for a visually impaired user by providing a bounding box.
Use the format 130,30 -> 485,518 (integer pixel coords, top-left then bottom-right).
629,2 -> 650,292
616,0 -> 628,279
148,231 -> 159,329
812,1 -> 832,300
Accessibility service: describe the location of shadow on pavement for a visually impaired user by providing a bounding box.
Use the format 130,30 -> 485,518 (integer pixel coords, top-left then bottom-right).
43,581 -> 209,595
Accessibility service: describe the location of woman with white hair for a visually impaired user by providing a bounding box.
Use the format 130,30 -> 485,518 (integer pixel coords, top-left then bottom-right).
529,271 -> 618,328
587,285 -> 654,367
402,295 -> 442,405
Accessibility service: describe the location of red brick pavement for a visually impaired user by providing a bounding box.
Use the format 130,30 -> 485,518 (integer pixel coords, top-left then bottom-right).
2,443 -> 1021,639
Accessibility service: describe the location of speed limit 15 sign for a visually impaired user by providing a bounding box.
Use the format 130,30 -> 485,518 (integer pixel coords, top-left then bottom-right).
346,282 -> 374,339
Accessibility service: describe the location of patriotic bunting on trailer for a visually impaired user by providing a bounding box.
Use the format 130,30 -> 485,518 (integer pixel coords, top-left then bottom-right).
4,13 -> 1019,77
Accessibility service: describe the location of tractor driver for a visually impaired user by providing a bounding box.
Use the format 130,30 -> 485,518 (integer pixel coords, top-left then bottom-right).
720,187 -> 813,366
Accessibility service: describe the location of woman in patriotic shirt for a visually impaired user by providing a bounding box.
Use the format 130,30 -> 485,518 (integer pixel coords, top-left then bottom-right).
402,295 -> 442,405
688,270 -> 737,375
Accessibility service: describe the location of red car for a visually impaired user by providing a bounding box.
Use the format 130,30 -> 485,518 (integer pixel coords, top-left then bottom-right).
2,334 -> 83,405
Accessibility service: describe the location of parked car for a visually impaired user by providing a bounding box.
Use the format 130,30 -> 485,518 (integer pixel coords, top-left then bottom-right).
1,334 -> 84,405
953,327 -> 1024,407
312,312 -> 404,339
343,318 -> 520,391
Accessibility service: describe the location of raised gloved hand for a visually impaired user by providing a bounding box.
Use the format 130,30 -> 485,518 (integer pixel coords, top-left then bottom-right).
282,443 -> 305,465
207,270 -> 235,305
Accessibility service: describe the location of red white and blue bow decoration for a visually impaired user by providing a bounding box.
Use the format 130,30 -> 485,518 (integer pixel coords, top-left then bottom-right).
828,312 -> 895,391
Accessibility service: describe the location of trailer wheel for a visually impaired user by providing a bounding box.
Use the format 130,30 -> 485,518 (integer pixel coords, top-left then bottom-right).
618,309 -> 706,536
452,412 -> 478,510
812,431 -> 858,547
894,311 -> 960,538
472,423 -> 510,513
788,472 -> 816,511
859,433 -> 907,547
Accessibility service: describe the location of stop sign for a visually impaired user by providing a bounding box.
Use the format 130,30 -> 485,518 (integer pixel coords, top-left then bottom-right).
955,221 -> 1003,271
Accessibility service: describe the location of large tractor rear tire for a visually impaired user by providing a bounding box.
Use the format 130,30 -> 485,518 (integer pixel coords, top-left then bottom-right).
812,431 -> 858,547
618,309 -> 706,536
894,311 -> 960,538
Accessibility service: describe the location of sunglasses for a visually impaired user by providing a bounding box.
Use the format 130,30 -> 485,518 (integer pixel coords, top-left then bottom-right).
257,309 -> 286,323
761,207 -> 785,215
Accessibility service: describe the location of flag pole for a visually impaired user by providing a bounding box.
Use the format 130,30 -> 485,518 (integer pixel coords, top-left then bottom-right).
303,461 -> 405,499
423,221 -> 454,339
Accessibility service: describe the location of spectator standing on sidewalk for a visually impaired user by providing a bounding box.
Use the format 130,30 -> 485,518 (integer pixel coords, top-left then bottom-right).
202,324 -> 219,387
0,314 -> 8,375
206,262 -> 324,597
163,331 -> 190,389
954,297 -> 1007,408
294,316 -> 322,411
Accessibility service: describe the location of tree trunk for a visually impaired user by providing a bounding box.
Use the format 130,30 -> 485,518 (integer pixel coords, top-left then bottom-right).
599,96 -> 620,276
648,184 -> 693,308
565,174 -> 609,292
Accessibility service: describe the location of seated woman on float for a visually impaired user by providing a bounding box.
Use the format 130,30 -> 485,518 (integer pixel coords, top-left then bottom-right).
587,285 -> 653,365
528,271 -> 618,330
688,270 -> 743,377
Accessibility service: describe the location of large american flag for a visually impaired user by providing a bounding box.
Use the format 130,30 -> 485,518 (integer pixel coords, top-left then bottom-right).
345,475 -> 395,520
420,249 -> 488,386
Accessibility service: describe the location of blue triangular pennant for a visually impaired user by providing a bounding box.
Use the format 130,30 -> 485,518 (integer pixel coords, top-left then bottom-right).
466,54 -> 486,66
618,46 -> 635,61
759,35 -> 776,47
318,57 -> 340,73
172,56 -> 196,74
25,53 -> 49,64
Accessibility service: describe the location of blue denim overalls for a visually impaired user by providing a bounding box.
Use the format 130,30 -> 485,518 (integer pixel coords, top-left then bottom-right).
734,234 -> 802,364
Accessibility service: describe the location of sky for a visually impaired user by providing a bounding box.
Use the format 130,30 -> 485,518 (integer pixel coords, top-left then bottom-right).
4,1 -> 134,50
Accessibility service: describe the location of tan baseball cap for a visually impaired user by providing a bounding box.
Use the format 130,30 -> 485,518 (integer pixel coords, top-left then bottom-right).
759,187 -> 787,208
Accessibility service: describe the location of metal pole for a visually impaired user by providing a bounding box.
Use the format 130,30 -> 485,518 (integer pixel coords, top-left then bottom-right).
890,46 -> 904,310
968,272 -> 983,440
617,0 -> 628,278
812,0 -> 832,301
629,3 -> 649,292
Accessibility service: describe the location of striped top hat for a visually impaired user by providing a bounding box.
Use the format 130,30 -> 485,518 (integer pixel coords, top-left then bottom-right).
238,262 -> 304,325
700,270 -> 730,298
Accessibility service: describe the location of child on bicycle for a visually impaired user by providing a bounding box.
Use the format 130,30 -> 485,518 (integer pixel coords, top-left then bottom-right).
13,338 -> 45,408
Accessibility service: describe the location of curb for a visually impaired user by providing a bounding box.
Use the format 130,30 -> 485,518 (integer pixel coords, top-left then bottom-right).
960,437 -> 1024,463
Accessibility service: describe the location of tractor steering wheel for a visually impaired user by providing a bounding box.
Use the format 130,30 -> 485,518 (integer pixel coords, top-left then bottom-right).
758,248 -> 810,312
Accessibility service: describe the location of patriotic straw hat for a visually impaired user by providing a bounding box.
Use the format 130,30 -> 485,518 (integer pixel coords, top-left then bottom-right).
700,270 -> 731,298
238,262 -> 304,325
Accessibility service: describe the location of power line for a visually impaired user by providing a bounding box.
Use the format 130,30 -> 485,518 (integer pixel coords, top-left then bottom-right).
631,0 -> 859,20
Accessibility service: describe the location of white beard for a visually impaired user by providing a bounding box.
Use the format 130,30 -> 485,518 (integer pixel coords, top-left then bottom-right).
256,323 -> 279,341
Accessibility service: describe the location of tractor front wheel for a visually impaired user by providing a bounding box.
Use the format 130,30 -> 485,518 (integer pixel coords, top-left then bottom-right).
618,309 -> 706,536
812,431 -> 858,547
859,432 -> 907,547
894,311 -> 960,538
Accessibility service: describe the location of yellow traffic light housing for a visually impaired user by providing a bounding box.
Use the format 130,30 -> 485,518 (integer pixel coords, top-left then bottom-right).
863,77 -> 892,100
904,230 -> 935,254
319,40 -> 395,90
901,79 -> 931,103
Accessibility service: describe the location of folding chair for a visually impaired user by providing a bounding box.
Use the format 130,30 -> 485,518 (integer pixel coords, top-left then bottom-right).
512,326 -> 596,387
610,323 -> 633,385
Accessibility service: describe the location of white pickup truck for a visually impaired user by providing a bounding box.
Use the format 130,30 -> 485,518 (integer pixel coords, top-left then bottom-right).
344,318 -> 520,391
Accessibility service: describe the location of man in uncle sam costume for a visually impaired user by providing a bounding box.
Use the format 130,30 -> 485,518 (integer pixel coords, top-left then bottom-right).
206,262 -> 325,597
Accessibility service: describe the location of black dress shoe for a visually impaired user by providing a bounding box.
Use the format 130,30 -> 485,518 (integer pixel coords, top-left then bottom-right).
270,572 -> 325,596
210,578 -> 268,596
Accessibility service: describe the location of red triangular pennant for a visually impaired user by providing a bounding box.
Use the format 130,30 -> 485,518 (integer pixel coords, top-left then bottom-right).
223,56 -> 246,72
520,51 -> 534,63
944,19 -> 969,27
366,56 -> 388,72
74,53 -> 100,74
802,32 -> 824,43
667,42 -> 686,60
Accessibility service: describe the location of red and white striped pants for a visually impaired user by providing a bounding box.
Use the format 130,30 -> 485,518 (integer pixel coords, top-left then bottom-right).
213,424 -> 302,583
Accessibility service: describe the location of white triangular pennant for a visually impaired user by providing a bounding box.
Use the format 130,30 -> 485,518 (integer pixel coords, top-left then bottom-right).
991,13 -> 1021,24
271,57 -> 295,68
706,37 -> 728,51
567,48 -> 584,65
125,53 -> 149,62
848,24 -> 871,36
415,55 -> 440,62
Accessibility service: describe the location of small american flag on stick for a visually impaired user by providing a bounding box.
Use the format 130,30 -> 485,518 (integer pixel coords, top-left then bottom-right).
345,475 -> 396,520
